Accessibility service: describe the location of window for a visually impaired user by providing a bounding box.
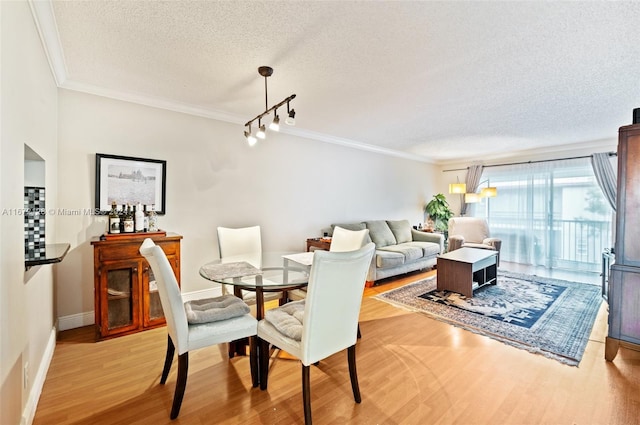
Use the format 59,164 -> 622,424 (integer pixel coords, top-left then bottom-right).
474,158 -> 614,272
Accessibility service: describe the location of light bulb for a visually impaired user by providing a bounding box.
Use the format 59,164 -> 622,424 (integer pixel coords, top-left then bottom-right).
246,133 -> 257,146
269,115 -> 280,131
257,124 -> 266,139
285,109 -> 296,126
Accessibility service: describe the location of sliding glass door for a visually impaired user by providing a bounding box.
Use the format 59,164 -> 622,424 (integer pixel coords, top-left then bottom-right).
474,158 -> 613,272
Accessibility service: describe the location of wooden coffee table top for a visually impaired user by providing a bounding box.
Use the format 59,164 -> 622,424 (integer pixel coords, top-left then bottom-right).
438,247 -> 497,263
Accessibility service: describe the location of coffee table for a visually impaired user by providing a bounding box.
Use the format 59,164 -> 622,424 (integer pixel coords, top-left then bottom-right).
436,247 -> 498,297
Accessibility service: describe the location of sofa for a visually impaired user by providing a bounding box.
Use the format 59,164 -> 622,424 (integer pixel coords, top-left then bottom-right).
321,219 -> 444,286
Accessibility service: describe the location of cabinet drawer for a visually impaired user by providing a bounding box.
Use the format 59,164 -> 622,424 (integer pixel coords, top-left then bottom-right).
97,240 -> 179,261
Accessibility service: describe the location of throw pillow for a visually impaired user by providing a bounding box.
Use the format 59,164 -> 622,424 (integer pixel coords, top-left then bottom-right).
386,219 -> 412,244
331,222 -> 366,232
364,220 -> 397,248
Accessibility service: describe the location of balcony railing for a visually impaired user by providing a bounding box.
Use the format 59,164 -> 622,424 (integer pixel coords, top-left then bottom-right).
488,217 -> 612,272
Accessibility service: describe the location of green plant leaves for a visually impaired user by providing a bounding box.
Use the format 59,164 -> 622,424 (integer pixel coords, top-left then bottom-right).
424,193 -> 453,231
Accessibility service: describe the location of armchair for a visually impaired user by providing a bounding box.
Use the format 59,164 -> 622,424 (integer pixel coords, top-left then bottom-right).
447,217 -> 502,266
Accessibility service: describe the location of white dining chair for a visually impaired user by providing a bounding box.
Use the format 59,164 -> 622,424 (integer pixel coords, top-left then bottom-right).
216,225 -> 283,304
139,238 -> 258,419
329,225 -> 370,252
257,243 -> 375,424
287,226 -> 370,301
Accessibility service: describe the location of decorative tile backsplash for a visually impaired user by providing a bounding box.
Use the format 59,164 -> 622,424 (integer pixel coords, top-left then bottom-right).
25,186 -> 45,259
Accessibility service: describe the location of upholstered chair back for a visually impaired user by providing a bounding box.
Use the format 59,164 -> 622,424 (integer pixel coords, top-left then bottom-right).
217,225 -> 263,270
448,217 -> 490,244
329,226 -> 370,252
301,243 -> 375,364
140,238 -> 190,355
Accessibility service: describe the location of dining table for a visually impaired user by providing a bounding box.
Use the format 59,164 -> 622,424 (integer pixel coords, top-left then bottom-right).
199,251 -> 311,320
198,251 -> 311,378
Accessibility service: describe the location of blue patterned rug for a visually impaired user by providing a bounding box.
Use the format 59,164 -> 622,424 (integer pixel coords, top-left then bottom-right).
375,271 -> 602,366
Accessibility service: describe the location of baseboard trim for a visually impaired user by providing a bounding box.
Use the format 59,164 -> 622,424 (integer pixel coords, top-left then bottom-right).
181,287 -> 222,302
57,288 -> 223,331
21,327 -> 56,425
58,311 -> 94,331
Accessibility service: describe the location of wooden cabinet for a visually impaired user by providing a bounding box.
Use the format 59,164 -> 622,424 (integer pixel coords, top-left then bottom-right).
606,122 -> 640,360
91,233 -> 182,340
306,238 -> 331,252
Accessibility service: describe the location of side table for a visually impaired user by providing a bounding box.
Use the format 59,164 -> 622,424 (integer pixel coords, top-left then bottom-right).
306,238 -> 331,252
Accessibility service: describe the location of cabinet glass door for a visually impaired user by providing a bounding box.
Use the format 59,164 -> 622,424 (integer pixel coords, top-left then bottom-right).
145,265 -> 165,326
102,262 -> 139,334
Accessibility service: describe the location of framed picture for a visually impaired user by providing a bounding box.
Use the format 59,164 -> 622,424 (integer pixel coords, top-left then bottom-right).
95,153 -> 166,214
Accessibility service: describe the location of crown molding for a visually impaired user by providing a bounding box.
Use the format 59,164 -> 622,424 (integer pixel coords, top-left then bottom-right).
281,127 -> 434,163
60,80 -> 434,163
29,0 -> 432,164
29,0 -> 67,85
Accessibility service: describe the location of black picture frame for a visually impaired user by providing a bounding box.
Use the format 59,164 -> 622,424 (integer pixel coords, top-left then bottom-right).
95,153 -> 166,214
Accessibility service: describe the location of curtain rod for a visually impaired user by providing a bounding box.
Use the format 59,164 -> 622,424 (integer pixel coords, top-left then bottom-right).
442,151 -> 616,172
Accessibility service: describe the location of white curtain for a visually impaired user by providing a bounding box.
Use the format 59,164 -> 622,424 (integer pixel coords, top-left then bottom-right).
477,157 -> 613,271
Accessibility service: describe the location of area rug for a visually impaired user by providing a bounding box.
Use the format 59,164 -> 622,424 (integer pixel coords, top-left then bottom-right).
375,271 -> 602,366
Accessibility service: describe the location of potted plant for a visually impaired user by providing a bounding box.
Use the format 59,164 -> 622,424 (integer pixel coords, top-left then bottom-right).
424,193 -> 453,232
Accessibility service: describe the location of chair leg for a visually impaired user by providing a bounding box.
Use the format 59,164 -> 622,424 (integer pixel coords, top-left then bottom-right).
347,344 -> 361,403
302,364 -> 312,425
357,323 -> 362,339
161,335 -> 175,385
249,336 -> 259,388
170,352 -> 189,420
259,338 -> 270,390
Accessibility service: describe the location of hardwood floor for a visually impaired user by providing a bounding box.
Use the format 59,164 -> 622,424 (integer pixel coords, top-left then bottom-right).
34,268 -> 640,424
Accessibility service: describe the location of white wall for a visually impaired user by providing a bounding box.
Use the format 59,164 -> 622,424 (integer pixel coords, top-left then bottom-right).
55,89 -> 440,323
54,82 -> 620,327
1,2 -> 59,424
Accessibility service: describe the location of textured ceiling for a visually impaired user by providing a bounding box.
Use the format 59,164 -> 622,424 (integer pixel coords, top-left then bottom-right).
35,1 -> 640,163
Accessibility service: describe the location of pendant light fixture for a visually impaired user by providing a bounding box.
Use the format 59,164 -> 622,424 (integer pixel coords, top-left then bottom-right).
244,66 -> 296,146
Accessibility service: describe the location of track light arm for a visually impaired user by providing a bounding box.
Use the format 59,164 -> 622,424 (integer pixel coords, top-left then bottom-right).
244,93 -> 296,127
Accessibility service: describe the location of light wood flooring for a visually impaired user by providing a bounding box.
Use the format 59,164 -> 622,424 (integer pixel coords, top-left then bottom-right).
34,267 -> 640,424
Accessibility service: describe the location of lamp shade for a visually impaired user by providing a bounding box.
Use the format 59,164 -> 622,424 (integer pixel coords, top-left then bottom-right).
481,187 -> 498,198
449,183 -> 467,194
464,193 -> 481,203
